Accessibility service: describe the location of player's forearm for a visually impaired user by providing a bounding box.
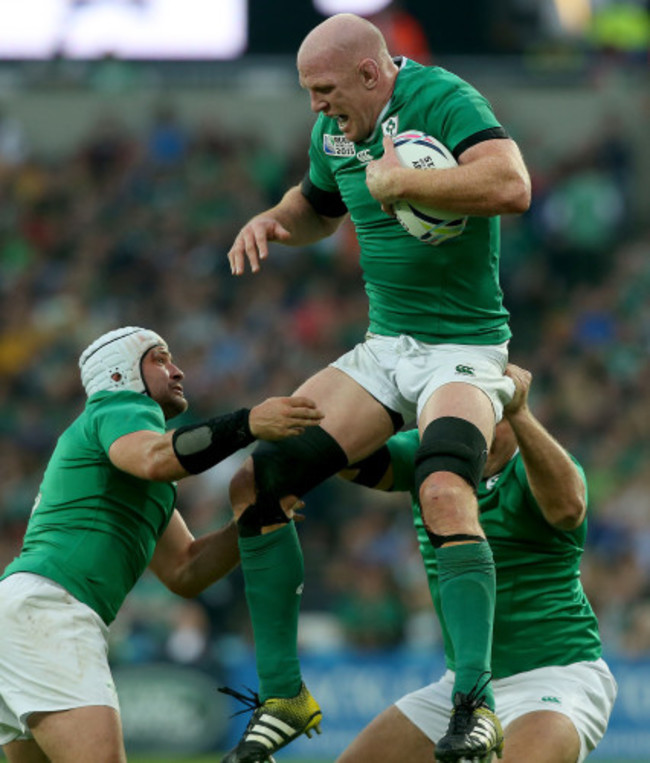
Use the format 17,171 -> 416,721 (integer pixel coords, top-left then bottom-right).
390,139 -> 530,216
171,521 -> 240,597
110,409 -> 255,481
267,185 -> 344,245
507,408 -> 586,530
392,158 -> 527,216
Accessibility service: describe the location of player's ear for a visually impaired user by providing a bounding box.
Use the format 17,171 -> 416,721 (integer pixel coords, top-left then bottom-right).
358,58 -> 379,88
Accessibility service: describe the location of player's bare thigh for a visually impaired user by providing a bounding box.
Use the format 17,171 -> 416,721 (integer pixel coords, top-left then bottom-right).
336,705 -> 433,763
26,706 -> 126,763
419,381 -> 496,445
3,739 -> 49,763
294,366 -> 396,460
503,710 -> 581,763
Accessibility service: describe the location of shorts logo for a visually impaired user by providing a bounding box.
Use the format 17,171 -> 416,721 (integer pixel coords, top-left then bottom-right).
323,134 -> 355,156
382,116 -> 399,136
485,474 -> 501,491
541,696 -> 561,704
455,364 -> 475,376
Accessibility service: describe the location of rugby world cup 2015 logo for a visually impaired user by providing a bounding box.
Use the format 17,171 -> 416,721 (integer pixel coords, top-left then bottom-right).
323,134 -> 355,156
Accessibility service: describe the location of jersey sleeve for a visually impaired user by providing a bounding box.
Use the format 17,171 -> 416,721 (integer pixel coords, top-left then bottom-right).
386,428 -> 420,494
300,173 -> 348,217
87,392 -> 166,452
425,74 -> 507,159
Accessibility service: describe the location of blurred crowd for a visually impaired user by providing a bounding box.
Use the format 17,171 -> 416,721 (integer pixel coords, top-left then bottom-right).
1,94 -> 649,676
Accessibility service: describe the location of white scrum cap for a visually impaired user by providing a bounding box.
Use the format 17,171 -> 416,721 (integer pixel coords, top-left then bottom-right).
79,326 -> 167,397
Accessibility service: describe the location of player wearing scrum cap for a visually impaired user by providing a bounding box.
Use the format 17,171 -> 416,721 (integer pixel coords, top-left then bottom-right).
0,326 -> 323,763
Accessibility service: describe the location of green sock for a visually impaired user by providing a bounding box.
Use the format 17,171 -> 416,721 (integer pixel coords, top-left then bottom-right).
436,542 -> 496,710
238,522 -> 303,702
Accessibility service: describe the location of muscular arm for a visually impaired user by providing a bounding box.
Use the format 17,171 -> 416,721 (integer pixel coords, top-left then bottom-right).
366,136 -> 531,216
109,429 -> 189,482
228,185 -> 347,275
504,365 -> 586,531
108,396 -> 324,482
149,510 -> 240,597
266,185 -> 346,245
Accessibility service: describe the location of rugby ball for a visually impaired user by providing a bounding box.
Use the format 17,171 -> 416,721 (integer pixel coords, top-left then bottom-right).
392,131 -> 467,246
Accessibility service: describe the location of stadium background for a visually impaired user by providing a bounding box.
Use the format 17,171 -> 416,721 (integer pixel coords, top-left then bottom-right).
0,0 -> 648,760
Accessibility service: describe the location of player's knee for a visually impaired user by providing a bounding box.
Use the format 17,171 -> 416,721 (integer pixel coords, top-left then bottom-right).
236,428 -> 348,536
418,473 -> 467,510
414,416 -> 488,498
252,427 -> 348,499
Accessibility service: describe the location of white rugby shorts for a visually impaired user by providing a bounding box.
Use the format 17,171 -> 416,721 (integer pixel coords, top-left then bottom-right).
0,572 -> 120,745
396,661 -> 617,763
330,334 -> 515,423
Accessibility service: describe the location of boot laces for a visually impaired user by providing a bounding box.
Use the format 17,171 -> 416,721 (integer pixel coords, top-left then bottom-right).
218,685 -> 263,718
449,671 -> 492,732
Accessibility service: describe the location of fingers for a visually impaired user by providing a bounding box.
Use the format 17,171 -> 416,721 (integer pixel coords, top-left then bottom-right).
281,496 -> 306,523
228,227 -> 261,275
285,396 -> 324,420
505,364 -> 532,392
249,397 -> 324,441
227,220 -> 290,275
382,134 -> 395,153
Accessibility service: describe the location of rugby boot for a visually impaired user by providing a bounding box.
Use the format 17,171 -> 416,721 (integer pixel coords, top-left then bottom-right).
436,675 -> 504,762
219,682 -> 322,762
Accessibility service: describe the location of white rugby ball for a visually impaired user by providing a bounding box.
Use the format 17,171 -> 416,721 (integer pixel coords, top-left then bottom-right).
392,131 -> 467,246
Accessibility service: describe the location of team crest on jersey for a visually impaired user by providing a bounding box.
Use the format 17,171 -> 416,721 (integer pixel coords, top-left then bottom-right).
382,116 -> 399,136
323,134 -> 356,156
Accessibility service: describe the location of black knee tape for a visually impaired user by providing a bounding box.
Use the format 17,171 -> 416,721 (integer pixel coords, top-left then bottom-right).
237,427 -> 349,536
252,426 -> 348,499
347,445 -> 391,488
414,416 -> 488,495
237,494 -> 291,538
426,530 -> 486,548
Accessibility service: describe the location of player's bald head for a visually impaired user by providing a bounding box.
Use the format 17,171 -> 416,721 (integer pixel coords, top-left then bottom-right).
297,13 -> 391,73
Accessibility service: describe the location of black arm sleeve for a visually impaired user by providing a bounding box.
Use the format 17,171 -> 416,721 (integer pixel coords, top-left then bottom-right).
300,173 -> 348,218
172,408 -> 255,474
452,126 -> 510,161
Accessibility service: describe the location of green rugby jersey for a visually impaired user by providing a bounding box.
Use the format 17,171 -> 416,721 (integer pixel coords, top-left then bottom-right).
1,392 -> 176,624
388,429 -> 602,678
307,58 -> 510,345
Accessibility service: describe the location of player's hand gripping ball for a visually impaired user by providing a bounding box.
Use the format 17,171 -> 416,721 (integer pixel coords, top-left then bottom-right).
393,131 -> 467,246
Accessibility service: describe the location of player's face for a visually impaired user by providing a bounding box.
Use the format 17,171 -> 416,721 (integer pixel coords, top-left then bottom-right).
483,419 -> 517,478
299,60 -> 379,143
141,345 -> 188,419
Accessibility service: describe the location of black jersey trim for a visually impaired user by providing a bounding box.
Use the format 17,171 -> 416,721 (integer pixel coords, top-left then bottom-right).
300,174 -> 348,218
453,126 -> 509,161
